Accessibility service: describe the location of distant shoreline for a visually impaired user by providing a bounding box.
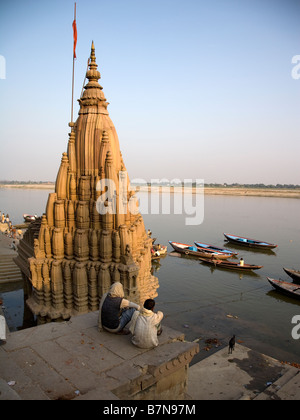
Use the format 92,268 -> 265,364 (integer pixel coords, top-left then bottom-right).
0,183 -> 55,190
203,187 -> 300,199
1,183 -> 300,198
137,186 -> 300,199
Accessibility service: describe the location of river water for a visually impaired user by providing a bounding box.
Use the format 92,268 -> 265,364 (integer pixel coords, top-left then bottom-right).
0,188 -> 299,364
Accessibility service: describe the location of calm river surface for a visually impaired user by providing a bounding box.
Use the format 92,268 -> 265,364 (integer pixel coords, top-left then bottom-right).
1,188 -> 300,364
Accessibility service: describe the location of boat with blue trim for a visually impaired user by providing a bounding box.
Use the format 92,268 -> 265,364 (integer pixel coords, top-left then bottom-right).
169,241 -> 231,260
194,241 -> 238,256
224,233 -> 277,250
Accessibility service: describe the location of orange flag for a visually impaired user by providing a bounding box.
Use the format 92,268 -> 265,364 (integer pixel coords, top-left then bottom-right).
72,18 -> 77,59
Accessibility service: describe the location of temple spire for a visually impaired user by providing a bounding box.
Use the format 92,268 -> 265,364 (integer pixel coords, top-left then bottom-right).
85,41 -> 101,90
78,41 -> 109,115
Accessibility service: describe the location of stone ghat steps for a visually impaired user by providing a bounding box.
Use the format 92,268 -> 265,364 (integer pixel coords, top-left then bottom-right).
253,368 -> 300,400
0,313 -> 198,401
0,255 -> 23,284
187,343 -> 300,400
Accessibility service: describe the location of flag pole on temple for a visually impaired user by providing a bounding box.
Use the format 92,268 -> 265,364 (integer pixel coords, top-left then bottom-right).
71,2 -> 77,124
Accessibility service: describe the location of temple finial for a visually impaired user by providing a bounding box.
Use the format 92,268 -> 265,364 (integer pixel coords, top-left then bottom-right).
90,41 -> 96,63
78,40 -> 109,112
83,40 -> 101,89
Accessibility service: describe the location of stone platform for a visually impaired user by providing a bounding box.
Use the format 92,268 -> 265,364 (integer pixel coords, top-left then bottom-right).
1,310 -> 300,400
187,343 -> 300,400
0,311 -> 198,400
0,233 -> 18,257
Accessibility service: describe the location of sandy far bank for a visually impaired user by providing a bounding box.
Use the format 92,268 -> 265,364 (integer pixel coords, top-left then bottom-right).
0,184 -> 55,190
203,187 -> 300,198
1,184 -> 300,198
136,186 -> 300,199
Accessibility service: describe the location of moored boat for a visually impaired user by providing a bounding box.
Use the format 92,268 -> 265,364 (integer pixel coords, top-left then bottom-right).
169,241 -> 231,260
23,214 -> 38,223
224,233 -> 277,250
194,241 -> 238,256
267,277 -> 300,300
199,257 -> 263,271
151,244 -> 167,260
283,268 -> 300,284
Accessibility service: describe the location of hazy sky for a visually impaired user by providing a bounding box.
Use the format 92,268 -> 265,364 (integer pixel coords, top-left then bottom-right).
0,0 -> 299,184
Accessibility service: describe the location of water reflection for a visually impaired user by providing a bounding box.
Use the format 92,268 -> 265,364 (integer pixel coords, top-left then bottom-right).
224,241 -> 277,256
0,281 -> 36,331
266,290 -> 300,307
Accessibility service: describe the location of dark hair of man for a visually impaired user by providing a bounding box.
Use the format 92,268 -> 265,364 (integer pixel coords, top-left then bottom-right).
144,299 -> 155,310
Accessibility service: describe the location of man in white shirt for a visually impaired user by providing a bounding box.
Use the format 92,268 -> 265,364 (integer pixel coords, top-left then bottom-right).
130,299 -> 163,349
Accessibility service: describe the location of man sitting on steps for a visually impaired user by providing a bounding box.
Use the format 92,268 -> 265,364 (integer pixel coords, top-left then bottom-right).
130,299 -> 163,349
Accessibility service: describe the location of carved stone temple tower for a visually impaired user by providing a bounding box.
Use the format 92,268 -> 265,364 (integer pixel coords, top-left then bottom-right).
15,43 -> 159,324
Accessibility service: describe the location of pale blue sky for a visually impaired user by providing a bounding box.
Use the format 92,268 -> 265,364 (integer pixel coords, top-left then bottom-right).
0,0 -> 299,184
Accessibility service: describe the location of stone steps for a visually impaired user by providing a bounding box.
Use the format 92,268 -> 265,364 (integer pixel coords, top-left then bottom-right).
0,255 -> 23,284
253,368 -> 300,400
187,344 -> 300,400
0,316 -> 198,401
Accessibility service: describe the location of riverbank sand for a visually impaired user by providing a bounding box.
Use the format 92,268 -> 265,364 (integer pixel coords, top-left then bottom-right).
1,184 -> 299,198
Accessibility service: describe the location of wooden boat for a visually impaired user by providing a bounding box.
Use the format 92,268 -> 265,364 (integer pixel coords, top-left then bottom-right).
194,241 -> 238,256
283,268 -> 300,284
199,257 -> 263,271
267,278 -> 300,300
169,241 -> 231,260
224,233 -> 277,250
151,244 -> 167,260
23,214 -> 38,223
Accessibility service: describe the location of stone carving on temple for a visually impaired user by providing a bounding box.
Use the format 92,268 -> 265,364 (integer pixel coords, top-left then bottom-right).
15,42 -> 159,324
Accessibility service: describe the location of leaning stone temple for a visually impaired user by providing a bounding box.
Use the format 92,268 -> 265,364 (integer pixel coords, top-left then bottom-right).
15,42 -> 159,324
